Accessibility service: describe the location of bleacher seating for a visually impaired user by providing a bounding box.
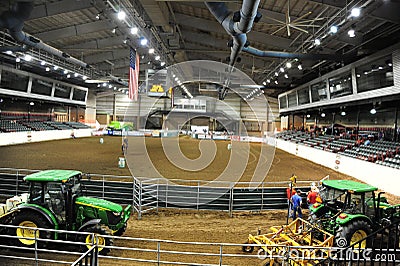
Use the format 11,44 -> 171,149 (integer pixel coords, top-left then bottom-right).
44,121 -> 73,130
0,119 -> 91,132
277,130 -> 400,170
21,121 -> 56,131
0,120 -> 31,132
64,122 -> 90,129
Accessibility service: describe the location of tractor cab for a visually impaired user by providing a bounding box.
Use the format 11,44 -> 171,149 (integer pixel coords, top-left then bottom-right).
25,170 -> 83,226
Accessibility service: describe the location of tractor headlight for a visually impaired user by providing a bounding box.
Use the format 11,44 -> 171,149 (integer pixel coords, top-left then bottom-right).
113,211 -> 121,216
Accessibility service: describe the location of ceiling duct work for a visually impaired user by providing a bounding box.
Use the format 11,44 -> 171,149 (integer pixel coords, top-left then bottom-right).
206,0 -> 260,66
242,46 -> 343,61
0,1 -> 90,68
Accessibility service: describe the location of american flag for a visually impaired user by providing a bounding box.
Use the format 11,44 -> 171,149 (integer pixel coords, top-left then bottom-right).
129,48 -> 139,101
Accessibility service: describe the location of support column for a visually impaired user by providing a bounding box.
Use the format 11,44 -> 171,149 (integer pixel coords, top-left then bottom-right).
113,94 -> 117,121
394,107 -> 398,142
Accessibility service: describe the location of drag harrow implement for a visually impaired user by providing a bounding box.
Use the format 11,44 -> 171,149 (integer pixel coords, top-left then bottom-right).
243,218 -> 334,266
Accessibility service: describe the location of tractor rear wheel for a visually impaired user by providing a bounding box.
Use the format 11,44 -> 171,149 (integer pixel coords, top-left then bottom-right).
81,225 -> 113,255
10,212 -> 52,248
335,220 -> 372,249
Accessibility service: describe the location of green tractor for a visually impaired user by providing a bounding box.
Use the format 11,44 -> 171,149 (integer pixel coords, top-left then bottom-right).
1,170 -> 132,254
309,179 -> 400,248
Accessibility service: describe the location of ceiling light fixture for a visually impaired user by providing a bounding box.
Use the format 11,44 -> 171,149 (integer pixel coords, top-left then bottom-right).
314,38 -> 321,46
53,65 -> 58,70
280,67 -> 285,72
24,54 -> 32,61
306,114 -> 311,118
341,111 -> 346,116
117,10 -> 126,20
66,74 -> 71,78
350,7 -> 361,18
298,64 -> 303,70
330,25 -> 338,34
63,69 -> 68,74
74,73 -> 79,77
130,27 -> 138,35
111,28 -> 116,34
5,50 -> 12,55
140,37 -> 148,46
15,57 -> 20,62
155,55 -> 160,61
160,62 -> 166,67
266,79 -> 271,83
262,81 -> 267,86
82,76 -> 88,80
370,108 -> 377,115
274,80 -> 278,85
95,13 -> 100,20
321,112 -> 326,117
275,72 -> 279,76
149,48 -> 155,54
45,67 -> 50,72
348,28 -> 355,38
286,62 -> 292,68
40,60 -> 46,66
123,39 -> 127,44
284,74 -> 289,79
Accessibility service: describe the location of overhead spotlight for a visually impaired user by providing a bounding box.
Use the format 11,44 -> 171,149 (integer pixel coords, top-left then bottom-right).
284,74 -> 289,79
147,61 -> 151,65
348,28 -> 355,38
280,67 -> 285,73
123,39 -> 127,44
298,64 -> 303,70
74,73 -> 79,77
108,84 -> 112,88
321,112 -> 326,117
341,111 -> 346,116
174,77 -> 178,81
5,50 -> 12,55
148,48 -> 155,54
82,75 -> 88,80
102,82 -> 107,87
140,37 -> 148,46
274,80 -> 278,85
262,81 -> 267,86
314,38 -> 321,46
111,28 -> 116,34
286,62 -> 292,68
15,57 -> 21,62
275,72 -> 279,76
40,60 -> 46,66
66,74 -> 71,78
113,87 -> 117,90
160,61 -> 166,67
370,108 -> 377,115
23,54 -> 32,61
330,25 -> 338,34
45,67 -> 50,72
63,69 -> 68,74
306,114 -> 311,118
95,13 -> 100,20
97,84 -> 101,87
117,10 -> 126,20
29,102 -> 34,106
53,65 -> 58,70
155,55 -> 160,61
350,7 -> 361,18
130,27 -> 138,35
266,79 -> 271,83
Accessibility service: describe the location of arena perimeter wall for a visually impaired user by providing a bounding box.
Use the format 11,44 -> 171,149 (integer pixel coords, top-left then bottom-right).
275,138 -> 400,196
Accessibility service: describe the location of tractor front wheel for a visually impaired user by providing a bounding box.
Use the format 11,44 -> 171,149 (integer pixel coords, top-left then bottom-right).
242,241 -> 254,253
335,220 -> 372,249
82,225 -> 113,255
10,212 -> 52,248
112,223 -> 127,237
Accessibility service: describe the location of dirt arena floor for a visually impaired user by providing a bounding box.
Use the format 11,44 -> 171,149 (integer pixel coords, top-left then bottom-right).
0,136 -> 399,265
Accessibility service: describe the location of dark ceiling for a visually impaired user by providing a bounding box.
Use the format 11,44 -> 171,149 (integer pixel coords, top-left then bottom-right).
0,0 -> 399,97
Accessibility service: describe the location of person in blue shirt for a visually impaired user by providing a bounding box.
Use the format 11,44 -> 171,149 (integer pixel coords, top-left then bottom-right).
291,190 -> 303,220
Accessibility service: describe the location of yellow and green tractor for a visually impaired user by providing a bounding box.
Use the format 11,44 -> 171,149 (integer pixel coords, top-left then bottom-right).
0,170 -> 131,255
309,179 -> 400,248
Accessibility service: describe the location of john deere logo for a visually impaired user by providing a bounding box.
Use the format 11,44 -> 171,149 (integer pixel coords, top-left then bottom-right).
150,85 -> 164,92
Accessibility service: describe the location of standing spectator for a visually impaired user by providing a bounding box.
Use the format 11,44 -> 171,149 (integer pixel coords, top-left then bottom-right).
291,190 -> 303,220
307,190 -> 318,210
